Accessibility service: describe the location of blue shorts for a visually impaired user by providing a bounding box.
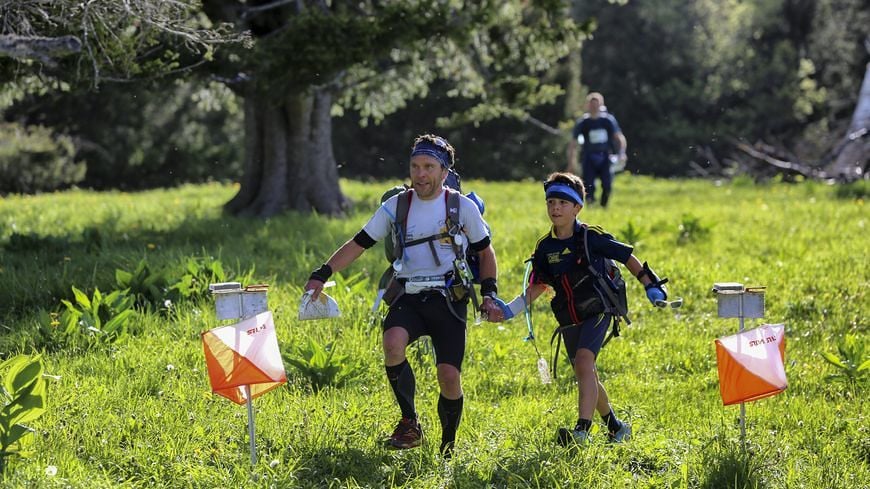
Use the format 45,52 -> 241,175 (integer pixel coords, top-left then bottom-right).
561,314 -> 612,362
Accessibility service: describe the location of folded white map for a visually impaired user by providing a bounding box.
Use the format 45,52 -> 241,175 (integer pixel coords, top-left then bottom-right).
298,290 -> 341,320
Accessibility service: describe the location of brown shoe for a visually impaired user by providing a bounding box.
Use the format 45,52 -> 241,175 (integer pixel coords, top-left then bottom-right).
388,417 -> 423,449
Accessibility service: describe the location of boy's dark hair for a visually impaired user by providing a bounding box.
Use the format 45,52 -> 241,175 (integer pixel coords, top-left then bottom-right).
545,172 -> 587,204
413,134 -> 456,168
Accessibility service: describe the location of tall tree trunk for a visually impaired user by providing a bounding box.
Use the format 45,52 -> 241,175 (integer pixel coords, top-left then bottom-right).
828,62 -> 870,180
564,48 -> 583,122
225,86 -> 349,217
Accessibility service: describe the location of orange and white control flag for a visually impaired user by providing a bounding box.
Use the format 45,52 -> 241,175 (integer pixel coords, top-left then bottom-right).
715,323 -> 787,405
202,310 -> 286,404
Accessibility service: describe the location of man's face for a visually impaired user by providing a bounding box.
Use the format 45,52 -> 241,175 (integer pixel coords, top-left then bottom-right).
586,97 -> 602,115
410,155 -> 448,200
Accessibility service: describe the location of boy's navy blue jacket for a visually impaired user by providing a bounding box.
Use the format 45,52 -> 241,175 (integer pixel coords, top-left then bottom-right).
531,221 -> 633,326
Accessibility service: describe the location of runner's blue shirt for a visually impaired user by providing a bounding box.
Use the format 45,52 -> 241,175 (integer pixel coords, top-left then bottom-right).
572,113 -> 621,157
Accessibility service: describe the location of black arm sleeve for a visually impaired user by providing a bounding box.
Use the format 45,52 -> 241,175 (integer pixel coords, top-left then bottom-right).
470,235 -> 491,252
353,230 -> 377,249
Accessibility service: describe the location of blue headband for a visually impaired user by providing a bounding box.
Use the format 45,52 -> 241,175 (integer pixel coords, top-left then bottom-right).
545,183 -> 584,205
410,139 -> 451,169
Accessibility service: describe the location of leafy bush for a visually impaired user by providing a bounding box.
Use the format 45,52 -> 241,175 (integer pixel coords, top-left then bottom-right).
0,355 -> 47,476
0,123 -> 85,195
115,259 -> 171,312
619,220 -> 644,247
55,286 -> 137,348
821,334 -> 869,386
169,256 -> 228,302
168,255 -> 255,303
676,213 -> 711,245
283,338 -> 363,391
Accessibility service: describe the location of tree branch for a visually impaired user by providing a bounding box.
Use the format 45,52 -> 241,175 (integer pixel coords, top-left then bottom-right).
735,142 -> 830,179
0,34 -> 81,64
521,114 -> 563,136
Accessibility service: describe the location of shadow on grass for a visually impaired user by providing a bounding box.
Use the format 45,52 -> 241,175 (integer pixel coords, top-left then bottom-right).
698,439 -> 764,489
0,210 -> 363,317
283,445 -> 435,488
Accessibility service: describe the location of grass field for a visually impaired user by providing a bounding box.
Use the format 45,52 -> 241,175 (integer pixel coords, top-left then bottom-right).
0,176 -> 867,488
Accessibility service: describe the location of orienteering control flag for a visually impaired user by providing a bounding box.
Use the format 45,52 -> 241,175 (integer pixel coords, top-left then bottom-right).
202,310 -> 286,404
715,323 -> 787,406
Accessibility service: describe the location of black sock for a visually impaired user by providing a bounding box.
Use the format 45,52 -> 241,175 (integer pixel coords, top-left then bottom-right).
574,418 -> 592,433
438,394 -> 463,452
386,360 -> 416,420
601,409 -> 622,433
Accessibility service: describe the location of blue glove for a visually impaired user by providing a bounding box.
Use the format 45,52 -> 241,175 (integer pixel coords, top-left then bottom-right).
486,296 -> 515,320
645,286 -> 666,306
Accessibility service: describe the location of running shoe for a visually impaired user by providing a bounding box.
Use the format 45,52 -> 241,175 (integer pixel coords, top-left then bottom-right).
388,417 -> 423,449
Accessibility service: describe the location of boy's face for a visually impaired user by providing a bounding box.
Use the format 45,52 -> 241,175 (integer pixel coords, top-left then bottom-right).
546,198 -> 581,227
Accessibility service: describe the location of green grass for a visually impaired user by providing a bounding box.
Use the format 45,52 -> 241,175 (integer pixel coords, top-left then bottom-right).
0,176 -> 867,488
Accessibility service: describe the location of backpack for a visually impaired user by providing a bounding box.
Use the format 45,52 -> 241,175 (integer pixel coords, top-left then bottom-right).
548,224 -> 630,378
581,224 -> 630,327
377,168 -> 486,289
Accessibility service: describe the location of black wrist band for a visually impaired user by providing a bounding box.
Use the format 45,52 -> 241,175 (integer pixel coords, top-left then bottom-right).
309,263 -> 333,282
480,277 -> 497,298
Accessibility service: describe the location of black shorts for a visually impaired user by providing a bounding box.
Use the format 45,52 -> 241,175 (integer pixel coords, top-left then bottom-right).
382,291 -> 467,370
561,314 -> 612,363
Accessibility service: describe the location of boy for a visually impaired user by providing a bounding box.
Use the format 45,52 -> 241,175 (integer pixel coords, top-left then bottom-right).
487,172 -> 668,444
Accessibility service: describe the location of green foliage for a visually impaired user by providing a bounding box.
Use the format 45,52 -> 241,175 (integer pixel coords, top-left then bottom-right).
0,123 -> 85,194
283,338 -> 363,391
0,355 -> 47,476
56,286 -> 136,348
821,334 -> 869,386
169,255 -> 255,303
834,180 -> 868,200
0,1 -> 242,86
0,179 -> 867,487
115,259 -> 171,312
619,220 -> 644,247
676,213 -> 711,245
5,80 -> 244,191
576,0 -> 870,174
334,1 -> 583,128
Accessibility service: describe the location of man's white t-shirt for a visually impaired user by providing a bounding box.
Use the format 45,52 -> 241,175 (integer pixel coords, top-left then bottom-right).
363,188 -> 490,279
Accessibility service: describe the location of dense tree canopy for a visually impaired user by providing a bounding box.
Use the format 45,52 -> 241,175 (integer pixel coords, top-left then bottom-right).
577,0 -> 869,176
199,0 -> 583,216
0,0 -> 866,198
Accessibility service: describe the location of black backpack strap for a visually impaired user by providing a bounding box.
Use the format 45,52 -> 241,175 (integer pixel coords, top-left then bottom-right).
581,224 -> 632,325
394,189 -> 463,260
391,190 -> 414,261
549,323 -> 579,380
445,189 -> 462,235
445,190 -> 479,312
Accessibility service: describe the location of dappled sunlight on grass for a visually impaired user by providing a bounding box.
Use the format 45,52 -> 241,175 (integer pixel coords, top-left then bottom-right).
0,176 -> 867,487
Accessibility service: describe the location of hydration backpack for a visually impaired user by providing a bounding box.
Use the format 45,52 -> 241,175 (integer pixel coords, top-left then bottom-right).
581,224 -> 630,326
378,168 -> 487,288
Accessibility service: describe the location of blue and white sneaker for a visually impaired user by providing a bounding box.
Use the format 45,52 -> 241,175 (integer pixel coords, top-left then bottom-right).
608,421 -> 632,443
557,427 -> 591,446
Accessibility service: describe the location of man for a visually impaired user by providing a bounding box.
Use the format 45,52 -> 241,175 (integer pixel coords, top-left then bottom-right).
304,134 -> 499,457
566,92 -> 628,208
